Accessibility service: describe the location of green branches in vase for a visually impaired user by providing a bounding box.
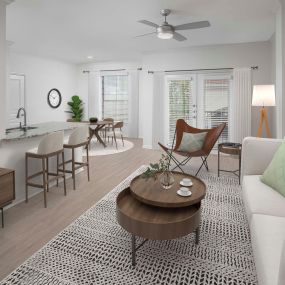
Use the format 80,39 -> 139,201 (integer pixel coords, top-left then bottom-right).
67,95 -> 83,122
141,154 -> 170,180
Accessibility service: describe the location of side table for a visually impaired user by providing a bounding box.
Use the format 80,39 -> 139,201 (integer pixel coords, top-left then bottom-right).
218,143 -> 242,184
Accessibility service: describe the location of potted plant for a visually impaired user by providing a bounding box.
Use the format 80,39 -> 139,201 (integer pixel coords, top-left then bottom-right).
67,95 -> 83,122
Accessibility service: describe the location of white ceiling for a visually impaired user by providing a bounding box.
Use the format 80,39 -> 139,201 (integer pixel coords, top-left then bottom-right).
6,0 -> 279,64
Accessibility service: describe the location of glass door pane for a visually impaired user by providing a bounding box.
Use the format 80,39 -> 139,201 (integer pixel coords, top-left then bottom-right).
166,75 -> 196,146
197,73 -> 232,145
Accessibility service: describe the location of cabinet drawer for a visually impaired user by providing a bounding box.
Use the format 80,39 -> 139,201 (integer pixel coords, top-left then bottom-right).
0,172 -> 15,206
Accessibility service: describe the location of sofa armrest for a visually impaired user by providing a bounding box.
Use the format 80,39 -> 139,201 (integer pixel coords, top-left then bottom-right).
241,137 -> 283,178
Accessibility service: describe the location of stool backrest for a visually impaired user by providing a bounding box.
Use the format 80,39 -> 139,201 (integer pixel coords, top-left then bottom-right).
113,121 -> 123,130
38,131 -> 64,155
103,118 -> 114,123
68,126 -> 89,146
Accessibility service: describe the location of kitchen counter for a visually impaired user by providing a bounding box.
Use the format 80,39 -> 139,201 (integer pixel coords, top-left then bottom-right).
2,121 -> 85,141
0,121 -> 85,205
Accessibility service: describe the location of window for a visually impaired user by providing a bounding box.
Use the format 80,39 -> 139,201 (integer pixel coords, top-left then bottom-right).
102,75 -> 128,123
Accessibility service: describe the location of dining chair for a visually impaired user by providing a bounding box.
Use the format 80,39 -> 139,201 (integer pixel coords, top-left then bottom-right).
102,118 -> 114,142
106,121 -> 124,149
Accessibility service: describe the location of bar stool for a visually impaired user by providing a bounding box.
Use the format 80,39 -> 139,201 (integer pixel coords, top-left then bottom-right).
25,131 -> 66,208
60,126 -> 90,190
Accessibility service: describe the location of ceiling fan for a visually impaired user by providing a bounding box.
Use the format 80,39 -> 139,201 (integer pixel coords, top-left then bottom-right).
136,9 -> 210,41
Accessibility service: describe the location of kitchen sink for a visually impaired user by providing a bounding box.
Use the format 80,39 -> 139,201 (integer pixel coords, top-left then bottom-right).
6,126 -> 38,134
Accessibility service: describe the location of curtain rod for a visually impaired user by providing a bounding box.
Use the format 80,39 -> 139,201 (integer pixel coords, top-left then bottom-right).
82,67 -> 142,74
147,66 -> 259,74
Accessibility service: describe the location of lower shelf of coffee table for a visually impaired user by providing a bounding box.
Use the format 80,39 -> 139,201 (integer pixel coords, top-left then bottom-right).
116,187 -> 201,240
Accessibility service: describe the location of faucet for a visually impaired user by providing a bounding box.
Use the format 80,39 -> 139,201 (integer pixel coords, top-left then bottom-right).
16,107 -> 27,129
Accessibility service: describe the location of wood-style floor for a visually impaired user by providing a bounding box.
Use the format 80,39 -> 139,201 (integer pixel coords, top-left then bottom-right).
0,139 -> 238,280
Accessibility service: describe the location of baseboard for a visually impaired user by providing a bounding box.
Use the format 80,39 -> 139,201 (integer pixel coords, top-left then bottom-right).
143,145 -> 153,149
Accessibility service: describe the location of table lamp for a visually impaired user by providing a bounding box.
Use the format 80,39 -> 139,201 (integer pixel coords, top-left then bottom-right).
252,85 -> 276,138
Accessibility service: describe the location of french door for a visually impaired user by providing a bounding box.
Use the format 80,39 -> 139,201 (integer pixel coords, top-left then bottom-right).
165,72 -> 232,147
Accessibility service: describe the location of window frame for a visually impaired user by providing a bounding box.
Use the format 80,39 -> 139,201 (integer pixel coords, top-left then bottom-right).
101,73 -> 129,124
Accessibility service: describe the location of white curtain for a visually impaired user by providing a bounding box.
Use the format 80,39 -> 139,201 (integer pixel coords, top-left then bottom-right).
88,71 -> 101,119
152,72 -> 165,149
128,70 -> 139,138
231,67 -> 252,143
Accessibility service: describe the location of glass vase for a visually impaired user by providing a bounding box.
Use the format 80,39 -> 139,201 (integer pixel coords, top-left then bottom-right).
159,170 -> 175,190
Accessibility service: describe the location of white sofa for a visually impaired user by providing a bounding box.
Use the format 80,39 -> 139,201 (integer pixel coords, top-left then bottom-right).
241,137 -> 285,285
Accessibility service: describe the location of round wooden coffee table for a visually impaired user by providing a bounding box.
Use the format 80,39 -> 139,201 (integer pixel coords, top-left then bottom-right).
116,172 -> 206,266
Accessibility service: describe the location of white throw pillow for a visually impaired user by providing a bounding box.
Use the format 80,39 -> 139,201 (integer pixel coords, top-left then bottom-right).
177,132 -> 207,153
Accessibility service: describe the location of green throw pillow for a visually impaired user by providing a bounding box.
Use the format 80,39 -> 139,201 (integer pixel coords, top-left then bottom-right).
177,132 -> 207,153
260,141 -> 285,197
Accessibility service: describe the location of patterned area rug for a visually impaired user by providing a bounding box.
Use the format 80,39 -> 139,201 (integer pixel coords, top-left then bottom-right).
1,167 -> 257,285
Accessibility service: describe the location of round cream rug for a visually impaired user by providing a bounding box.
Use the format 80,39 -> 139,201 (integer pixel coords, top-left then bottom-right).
83,138 -> 134,156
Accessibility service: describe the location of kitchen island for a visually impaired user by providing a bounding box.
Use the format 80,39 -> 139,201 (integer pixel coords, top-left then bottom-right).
0,122 -> 85,205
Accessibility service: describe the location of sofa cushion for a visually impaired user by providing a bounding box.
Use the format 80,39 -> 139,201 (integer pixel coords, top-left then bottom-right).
250,214 -> 285,285
261,141 -> 285,197
242,175 -> 285,221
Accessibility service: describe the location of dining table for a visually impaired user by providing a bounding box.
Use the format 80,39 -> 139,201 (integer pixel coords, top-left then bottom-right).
84,120 -> 113,148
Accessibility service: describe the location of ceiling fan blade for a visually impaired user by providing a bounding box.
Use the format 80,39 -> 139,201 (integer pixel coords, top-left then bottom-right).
173,32 -> 187,41
174,21 -> 210,31
134,32 -> 156,38
138,20 -> 159,28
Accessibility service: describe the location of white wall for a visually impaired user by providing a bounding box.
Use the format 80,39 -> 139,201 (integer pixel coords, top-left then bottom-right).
269,34 -> 277,139
0,1 -> 7,138
274,3 -> 283,138
281,0 -> 285,137
8,53 -> 79,125
140,41 -> 274,148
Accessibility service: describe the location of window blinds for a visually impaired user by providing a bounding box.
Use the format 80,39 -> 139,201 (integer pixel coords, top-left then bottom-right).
168,79 -> 193,146
203,78 -> 230,143
102,75 -> 128,123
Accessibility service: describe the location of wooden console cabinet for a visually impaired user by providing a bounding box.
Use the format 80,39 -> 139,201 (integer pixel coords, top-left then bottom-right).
0,168 -> 15,228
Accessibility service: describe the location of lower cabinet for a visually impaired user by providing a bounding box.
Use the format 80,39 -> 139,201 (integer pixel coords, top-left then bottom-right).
0,168 -> 15,227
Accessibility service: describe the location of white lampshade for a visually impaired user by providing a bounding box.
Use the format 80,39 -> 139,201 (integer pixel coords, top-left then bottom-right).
252,85 -> 276,107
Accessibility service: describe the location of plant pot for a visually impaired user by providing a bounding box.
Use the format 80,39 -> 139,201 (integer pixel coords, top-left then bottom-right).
89,117 -> 98,123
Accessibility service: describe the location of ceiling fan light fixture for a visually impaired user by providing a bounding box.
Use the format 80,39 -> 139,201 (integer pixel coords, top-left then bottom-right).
157,25 -> 174,40
157,31 -> 173,39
